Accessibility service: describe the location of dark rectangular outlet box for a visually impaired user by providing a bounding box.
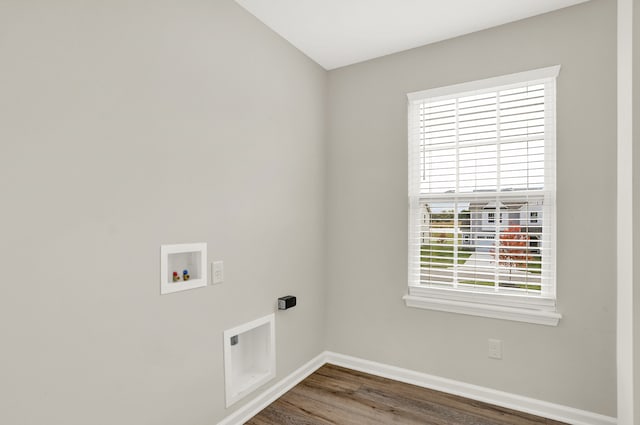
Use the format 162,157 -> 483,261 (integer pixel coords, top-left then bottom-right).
278,295 -> 296,310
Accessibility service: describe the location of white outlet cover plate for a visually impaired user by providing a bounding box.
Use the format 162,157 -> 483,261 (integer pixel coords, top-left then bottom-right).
488,339 -> 503,359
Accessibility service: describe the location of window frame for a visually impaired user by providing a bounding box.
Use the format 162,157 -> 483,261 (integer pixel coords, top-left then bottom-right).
404,66 -> 561,326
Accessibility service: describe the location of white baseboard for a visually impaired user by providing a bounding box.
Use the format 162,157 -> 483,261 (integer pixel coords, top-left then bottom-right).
216,352 -> 326,425
325,352 -> 617,425
218,350 -> 617,425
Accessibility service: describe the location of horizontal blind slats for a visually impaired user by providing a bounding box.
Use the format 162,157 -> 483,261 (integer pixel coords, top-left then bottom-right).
410,76 -> 555,296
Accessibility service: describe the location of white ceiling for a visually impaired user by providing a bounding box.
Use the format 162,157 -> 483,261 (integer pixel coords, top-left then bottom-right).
234,0 -> 590,70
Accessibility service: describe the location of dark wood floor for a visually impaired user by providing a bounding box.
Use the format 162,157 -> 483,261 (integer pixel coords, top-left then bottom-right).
246,364 -> 567,425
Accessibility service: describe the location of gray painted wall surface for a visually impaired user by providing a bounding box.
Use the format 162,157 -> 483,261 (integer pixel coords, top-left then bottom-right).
634,0 -> 640,421
0,0 -> 625,423
0,1 -> 326,424
325,0 -> 617,416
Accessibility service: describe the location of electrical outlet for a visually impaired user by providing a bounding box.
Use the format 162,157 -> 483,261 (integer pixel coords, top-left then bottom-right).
212,261 -> 224,284
488,339 -> 503,359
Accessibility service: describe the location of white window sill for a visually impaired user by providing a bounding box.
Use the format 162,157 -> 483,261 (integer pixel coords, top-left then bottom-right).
403,287 -> 561,326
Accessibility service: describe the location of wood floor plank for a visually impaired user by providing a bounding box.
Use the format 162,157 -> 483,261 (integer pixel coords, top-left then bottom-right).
292,380 -> 428,425
303,370 -> 362,392
245,364 -> 568,425
247,397 -> 336,425
354,384 -> 499,425
281,390 -> 378,425
320,364 -> 562,424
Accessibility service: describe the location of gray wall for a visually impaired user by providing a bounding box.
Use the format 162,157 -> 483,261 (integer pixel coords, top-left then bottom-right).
0,0 -> 624,422
634,0 -> 640,421
325,0 -> 617,416
0,1 -> 326,424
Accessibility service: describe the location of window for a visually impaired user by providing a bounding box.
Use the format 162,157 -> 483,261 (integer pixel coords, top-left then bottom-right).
530,211 -> 539,223
405,67 -> 561,326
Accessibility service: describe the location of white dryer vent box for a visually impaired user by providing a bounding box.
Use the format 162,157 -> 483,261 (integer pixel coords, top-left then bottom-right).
223,314 -> 276,407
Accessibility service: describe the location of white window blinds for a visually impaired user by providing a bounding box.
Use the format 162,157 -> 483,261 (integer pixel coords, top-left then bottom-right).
408,67 -> 558,300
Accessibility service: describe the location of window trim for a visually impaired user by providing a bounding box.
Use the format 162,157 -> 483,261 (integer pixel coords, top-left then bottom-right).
402,293 -> 561,326
405,66 -> 561,326
403,287 -> 561,326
